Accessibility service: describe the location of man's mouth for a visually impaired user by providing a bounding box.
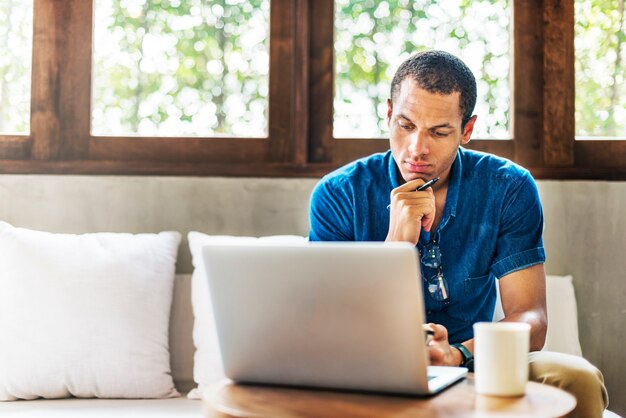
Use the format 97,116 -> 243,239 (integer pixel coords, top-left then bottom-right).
405,161 -> 431,173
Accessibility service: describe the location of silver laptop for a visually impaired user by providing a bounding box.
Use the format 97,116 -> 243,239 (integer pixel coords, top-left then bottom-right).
202,241 -> 467,395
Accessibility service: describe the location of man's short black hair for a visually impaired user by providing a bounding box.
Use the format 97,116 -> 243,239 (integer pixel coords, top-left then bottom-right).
390,50 -> 477,127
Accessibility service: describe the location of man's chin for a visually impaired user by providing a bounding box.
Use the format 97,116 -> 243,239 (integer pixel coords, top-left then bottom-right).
402,172 -> 433,183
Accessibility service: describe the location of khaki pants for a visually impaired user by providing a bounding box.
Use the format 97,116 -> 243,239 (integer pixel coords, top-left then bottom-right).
529,351 -> 609,418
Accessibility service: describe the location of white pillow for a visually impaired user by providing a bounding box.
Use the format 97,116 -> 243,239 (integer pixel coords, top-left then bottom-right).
0,222 -> 181,401
493,274 -> 583,356
186,232 -> 307,399
542,275 -> 583,356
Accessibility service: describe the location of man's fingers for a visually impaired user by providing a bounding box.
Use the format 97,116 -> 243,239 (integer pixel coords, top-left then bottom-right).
427,345 -> 446,365
421,209 -> 435,232
395,190 -> 434,201
392,193 -> 435,230
391,192 -> 435,210
386,179 -> 436,245
390,179 -> 433,201
430,323 -> 449,341
394,178 -> 427,192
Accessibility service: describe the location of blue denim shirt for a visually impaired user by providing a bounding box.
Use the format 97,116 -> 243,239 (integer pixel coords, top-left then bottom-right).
309,148 -> 545,343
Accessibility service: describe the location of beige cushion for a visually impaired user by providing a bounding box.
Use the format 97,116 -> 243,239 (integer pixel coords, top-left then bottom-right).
542,275 -> 583,356
169,274 -> 194,391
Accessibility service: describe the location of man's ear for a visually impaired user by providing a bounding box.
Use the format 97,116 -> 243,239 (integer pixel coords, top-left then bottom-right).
386,98 -> 393,124
461,115 -> 477,145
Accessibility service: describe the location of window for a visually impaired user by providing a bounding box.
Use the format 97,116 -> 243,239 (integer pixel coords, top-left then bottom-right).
0,0 -> 33,135
575,0 -> 625,139
92,0 -> 270,137
334,0 -> 511,140
0,0 -> 296,172
0,0 -> 624,179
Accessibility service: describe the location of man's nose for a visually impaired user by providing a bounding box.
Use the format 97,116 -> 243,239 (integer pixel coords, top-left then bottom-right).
408,129 -> 430,156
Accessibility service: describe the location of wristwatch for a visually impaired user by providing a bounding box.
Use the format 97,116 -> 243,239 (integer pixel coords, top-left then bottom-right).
452,343 -> 474,372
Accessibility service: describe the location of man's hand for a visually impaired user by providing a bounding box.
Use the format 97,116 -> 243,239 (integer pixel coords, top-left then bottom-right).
426,323 -> 463,366
386,179 -> 436,245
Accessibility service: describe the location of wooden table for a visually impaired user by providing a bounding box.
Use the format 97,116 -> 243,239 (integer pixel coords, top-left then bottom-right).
203,376 -> 576,418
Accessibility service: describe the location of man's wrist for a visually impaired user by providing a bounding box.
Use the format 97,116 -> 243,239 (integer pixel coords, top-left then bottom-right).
451,343 -> 474,371
450,344 -> 463,366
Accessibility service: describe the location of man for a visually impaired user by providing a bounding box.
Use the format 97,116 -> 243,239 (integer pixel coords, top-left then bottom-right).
309,50 -> 608,417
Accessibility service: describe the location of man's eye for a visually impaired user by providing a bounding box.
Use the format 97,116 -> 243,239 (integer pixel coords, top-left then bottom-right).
398,121 -> 413,130
433,131 -> 449,137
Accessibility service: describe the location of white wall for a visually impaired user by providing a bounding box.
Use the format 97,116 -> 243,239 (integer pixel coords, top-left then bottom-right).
0,176 -> 317,273
1,175 -> 625,414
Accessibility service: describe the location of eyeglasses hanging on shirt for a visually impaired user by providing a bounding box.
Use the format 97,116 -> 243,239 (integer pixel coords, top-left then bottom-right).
420,239 -> 450,305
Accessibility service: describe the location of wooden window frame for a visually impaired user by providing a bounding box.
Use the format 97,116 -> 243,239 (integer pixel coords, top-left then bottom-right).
0,0 -> 312,176
0,0 -> 624,179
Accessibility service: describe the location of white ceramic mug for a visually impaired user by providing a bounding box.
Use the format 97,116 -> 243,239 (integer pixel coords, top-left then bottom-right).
473,322 -> 531,396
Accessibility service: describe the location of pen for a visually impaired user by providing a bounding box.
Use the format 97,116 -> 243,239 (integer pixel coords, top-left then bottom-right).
387,177 -> 440,209
415,177 -> 439,192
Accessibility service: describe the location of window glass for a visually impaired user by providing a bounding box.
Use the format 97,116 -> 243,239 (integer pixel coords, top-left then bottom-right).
575,0 -> 626,139
92,0 -> 270,137
334,0 -> 510,139
0,1 -> 33,134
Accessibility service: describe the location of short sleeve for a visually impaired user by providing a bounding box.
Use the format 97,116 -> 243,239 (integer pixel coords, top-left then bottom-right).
308,177 -> 354,241
491,172 -> 546,278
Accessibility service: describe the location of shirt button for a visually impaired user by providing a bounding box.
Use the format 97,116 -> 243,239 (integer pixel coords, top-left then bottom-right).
427,310 -> 432,315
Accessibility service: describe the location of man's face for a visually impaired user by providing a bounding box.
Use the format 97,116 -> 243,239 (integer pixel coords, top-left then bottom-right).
387,78 -> 476,185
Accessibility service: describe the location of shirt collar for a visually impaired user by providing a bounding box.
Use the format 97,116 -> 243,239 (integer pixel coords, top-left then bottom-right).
444,148 -> 462,219
388,150 -> 402,190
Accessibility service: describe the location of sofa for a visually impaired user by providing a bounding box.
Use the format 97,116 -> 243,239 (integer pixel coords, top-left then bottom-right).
0,235 -> 619,416
0,175 -> 622,417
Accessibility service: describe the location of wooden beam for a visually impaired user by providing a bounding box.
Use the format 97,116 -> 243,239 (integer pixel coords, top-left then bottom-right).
308,0 -> 334,163
0,136 -> 32,160
31,0 -> 93,160
575,140 -> 626,168
30,0 -> 60,160
6,155 -> 626,180
89,136 -> 269,163
292,0 -> 310,167
268,0 -> 295,163
542,0 -> 575,166
512,0 -> 543,166
0,159 -> 334,178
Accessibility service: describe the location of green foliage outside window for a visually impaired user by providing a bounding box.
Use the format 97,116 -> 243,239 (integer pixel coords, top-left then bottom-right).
575,0 -> 626,138
92,0 -> 269,137
334,0 -> 510,139
1,1 -> 625,140
0,0 -> 32,134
